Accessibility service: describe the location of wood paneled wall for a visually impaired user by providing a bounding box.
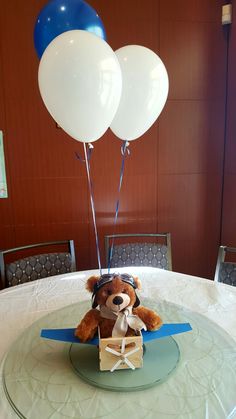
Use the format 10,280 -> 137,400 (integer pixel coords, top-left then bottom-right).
157,1 -> 227,277
0,0 -> 230,279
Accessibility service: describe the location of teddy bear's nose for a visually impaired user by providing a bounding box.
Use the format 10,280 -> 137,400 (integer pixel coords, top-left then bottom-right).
112,296 -> 123,305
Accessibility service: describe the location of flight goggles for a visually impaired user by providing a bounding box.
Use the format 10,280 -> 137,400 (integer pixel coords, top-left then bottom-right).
92,273 -> 136,297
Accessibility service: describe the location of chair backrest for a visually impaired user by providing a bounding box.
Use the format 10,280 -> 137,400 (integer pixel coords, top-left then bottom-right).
104,233 -> 172,271
0,240 -> 76,288
214,245 -> 236,286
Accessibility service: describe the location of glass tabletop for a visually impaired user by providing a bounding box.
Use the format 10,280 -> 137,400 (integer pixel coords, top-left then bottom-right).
3,298 -> 236,419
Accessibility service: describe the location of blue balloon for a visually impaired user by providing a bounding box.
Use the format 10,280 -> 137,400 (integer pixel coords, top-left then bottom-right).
34,0 -> 107,59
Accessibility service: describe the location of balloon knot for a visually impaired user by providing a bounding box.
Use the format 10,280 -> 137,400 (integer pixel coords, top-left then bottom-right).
121,141 -> 130,157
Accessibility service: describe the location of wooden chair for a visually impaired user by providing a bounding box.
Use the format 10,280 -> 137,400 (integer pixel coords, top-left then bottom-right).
214,245 -> 236,286
0,240 -> 76,288
104,233 -> 172,271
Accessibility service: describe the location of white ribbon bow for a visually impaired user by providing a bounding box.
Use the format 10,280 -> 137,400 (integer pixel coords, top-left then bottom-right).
100,305 -> 147,337
105,338 -> 141,372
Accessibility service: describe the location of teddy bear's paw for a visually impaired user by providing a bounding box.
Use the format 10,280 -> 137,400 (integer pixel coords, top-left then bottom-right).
143,310 -> 163,331
146,315 -> 163,331
134,306 -> 163,331
74,325 -> 95,343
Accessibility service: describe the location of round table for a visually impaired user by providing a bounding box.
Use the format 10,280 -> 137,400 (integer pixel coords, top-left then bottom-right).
0,267 -> 236,419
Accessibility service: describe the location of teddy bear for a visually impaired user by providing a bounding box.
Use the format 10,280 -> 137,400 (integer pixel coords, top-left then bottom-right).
75,272 -> 162,342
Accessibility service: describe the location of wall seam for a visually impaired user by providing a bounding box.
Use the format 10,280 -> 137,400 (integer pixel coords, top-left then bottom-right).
219,16 -> 231,245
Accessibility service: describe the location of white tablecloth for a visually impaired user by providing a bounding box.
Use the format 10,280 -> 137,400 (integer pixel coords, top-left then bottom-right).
0,267 -> 236,419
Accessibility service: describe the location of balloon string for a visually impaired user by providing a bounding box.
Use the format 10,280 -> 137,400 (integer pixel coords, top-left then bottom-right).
83,143 -> 102,276
75,146 -> 93,163
108,140 -> 130,272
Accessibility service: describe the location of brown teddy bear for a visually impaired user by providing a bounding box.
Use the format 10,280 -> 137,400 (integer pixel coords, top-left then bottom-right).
75,273 -> 162,342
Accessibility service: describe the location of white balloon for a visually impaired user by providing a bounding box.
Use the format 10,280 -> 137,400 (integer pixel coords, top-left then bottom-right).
110,45 -> 169,141
38,30 -> 122,143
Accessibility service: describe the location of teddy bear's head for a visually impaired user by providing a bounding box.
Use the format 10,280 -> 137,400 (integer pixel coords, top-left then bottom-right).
86,273 -> 141,312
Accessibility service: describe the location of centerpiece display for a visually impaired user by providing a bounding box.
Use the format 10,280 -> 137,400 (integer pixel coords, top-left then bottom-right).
75,273 -> 162,371
35,0 -> 191,390
41,272 -> 192,378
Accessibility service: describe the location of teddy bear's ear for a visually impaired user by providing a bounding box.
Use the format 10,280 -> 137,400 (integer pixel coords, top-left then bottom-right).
133,276 -> 142,290
86,276 -> 99,293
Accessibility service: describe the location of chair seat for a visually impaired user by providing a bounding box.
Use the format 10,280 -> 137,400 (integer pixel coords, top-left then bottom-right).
6,252 -> 73,287
110,242 -> 169,269
218,262 -> 236,286
214,245 -> 236,286
0,240 -> 76,288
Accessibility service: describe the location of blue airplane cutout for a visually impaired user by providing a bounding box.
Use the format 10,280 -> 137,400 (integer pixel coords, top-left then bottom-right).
41,323 -> 192,345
